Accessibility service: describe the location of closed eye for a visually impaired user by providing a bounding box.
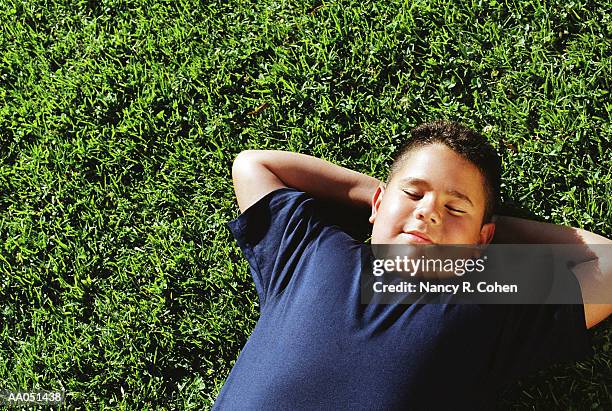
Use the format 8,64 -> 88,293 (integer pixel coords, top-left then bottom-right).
403,190 -> 422,199
403,189 -> 466,214
446,206 -> 466,214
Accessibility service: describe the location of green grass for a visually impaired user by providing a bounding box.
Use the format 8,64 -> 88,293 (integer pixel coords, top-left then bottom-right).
0,0 -> 610,409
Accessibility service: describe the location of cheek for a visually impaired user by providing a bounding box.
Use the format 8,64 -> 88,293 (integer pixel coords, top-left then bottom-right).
386,198 -> 414,218
444,217 -> 480,240
375,201 -> 411,235
378,200 -> 402,222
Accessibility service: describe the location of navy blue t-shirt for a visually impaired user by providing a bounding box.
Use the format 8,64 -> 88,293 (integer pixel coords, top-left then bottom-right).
214,188 -> 592,410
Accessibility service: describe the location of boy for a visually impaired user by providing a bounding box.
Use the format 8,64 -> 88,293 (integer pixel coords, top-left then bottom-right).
214,121 -> 611,409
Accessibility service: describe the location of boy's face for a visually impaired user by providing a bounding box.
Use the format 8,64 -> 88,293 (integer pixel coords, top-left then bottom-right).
369,144 -> 495,245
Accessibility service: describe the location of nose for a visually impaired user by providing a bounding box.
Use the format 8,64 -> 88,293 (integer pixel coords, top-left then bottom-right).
414,197 -> 440,224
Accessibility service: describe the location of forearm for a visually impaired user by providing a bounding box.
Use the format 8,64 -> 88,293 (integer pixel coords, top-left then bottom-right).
232,150 -> 381,212
493,216 -> 610,245
494,215 -> 612,328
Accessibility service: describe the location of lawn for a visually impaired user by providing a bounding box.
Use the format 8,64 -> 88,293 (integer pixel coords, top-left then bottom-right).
0,0 -> 610,409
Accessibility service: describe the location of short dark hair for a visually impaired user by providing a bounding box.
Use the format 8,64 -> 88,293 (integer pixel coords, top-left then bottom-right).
388,120 -> 502,224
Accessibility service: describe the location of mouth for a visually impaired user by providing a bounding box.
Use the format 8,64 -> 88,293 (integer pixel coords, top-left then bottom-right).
402,231 -> 434,244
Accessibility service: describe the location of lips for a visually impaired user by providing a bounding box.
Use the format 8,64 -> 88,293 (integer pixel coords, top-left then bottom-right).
403,231 -> 433,244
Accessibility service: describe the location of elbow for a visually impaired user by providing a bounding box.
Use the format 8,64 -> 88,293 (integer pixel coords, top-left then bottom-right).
232,150 -> 276,179
232,150 -> 276,189
232,150 -> 259,179
231,150 -> 285,213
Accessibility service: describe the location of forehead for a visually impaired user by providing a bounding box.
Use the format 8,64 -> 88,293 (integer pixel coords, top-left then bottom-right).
391,144 -> 487,206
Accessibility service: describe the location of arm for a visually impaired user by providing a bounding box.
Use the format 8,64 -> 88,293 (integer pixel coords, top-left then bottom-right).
493,216 -> 612,329
232,150 -> 381,213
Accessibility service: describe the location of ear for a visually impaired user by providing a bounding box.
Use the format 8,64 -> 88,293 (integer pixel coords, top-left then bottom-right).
369,184 -> 386,224
478,222 -> 496,245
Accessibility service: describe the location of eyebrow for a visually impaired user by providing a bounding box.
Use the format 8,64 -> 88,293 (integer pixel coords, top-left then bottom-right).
398,177 -> 474,207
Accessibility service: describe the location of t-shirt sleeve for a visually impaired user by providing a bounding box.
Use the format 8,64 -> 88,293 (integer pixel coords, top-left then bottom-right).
227,188 -> 327,309
488,302 -> 593,387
